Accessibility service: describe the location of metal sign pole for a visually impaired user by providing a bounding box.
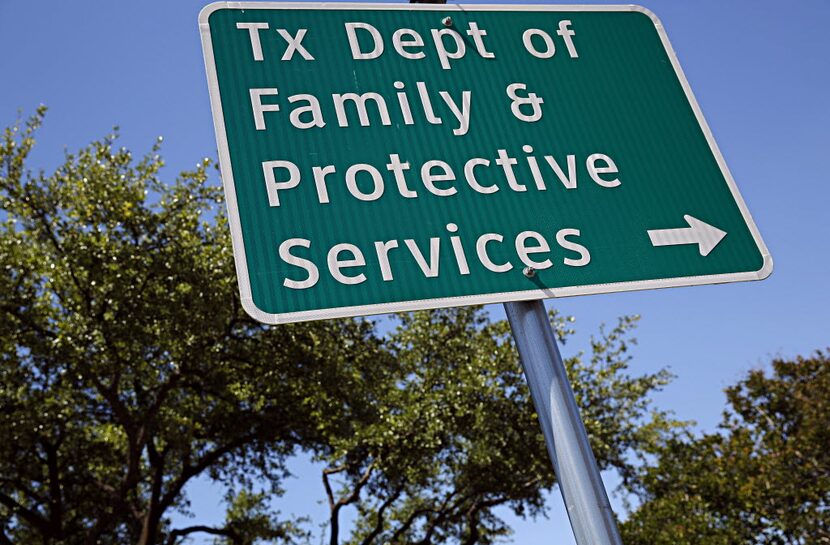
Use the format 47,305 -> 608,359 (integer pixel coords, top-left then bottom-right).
404,2 -> 621,542
504,300 -> 623,545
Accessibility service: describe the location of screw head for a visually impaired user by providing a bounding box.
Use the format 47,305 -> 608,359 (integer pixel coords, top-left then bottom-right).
442,16 -> 453,27
523,267 -> 536,278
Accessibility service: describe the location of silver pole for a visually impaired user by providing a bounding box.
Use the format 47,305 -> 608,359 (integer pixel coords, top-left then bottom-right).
401,1 -> 619,540
504,300 -> 623,545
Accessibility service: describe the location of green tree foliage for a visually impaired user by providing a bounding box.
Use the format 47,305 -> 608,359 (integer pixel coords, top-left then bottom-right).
622,351 -> 830,545
1,110 -> 678,545
315,310 -> 678,545
0,109 -> 381,545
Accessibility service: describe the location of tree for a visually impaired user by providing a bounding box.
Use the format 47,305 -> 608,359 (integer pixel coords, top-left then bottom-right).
313,309 -> 679,545
622,351 -> 830,545
1,110 -> 679,545
0,109 -> 384,545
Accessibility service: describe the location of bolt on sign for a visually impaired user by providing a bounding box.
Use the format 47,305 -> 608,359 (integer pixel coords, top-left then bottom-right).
199,3 -> 771,324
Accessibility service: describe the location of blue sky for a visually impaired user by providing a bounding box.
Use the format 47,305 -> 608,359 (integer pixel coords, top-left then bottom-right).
1,0 -> 828,543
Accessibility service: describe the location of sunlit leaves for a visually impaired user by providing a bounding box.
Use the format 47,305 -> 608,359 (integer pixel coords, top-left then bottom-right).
622,351 -> 830,544
0,111 -> 380,545
314,307 -> 679,545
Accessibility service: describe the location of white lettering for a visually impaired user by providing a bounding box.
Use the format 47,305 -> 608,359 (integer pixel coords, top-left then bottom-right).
431,28 -> 466,70
556,20 -> 579,58
345,22 -> 384,60
288,93 -> 325,129
464,158 -> 498,194
250,88 -> 280,131
545,154 -> 578,189
476,233 -> 512,273
392,28 -> 425,59
417,81 -> 442,125
236,22 -> 269,61
279,238 -> 319,289
446,223 -> 470,275
404,238 -> 441,277
522,28 -> 555,59
263,160 -> 300,207
345,163 -> 385,201
439,90 -> 471,136
587,153 -> 621,187
312,165 -> 336,204
387,153 -> 417,198
421,160 -> 457,197
515,231 -> 553,269
374,240 -> 399,281
277,28 -> 315,61
556,228 -> 590,266
333,92 -> 391,127
496,149 -> 525,192
466,22 -> 495,59
327,243 -> 367,285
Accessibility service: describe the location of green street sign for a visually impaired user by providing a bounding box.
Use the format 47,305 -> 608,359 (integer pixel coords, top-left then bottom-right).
199,2 -> 771,324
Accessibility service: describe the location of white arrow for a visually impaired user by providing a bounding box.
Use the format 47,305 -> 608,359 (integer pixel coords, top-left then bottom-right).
647,215 -> 727,257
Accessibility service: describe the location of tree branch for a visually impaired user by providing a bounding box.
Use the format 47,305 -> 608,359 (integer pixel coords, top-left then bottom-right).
0,527 -> 13,545
325,462 -> 374,545
42,439 -> 64,538
159,432 -> 257,513
0,303 -> 56,340
0,477 -> 45,505
458,491 -> 532,545
165,525 -> 241,545
388,505 -> 444,544
137,437 -> 167,545
0,490 -> 52,537
359,484 -> 405,545
413,492 -> 470,545
82,417 -> 147,545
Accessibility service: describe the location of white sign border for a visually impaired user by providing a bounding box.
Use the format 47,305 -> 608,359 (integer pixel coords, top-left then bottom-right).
199,2 -> 773,325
